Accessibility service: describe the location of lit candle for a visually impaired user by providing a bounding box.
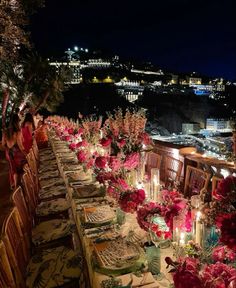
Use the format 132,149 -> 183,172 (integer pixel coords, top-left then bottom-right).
180,232 -> 185,246
153,175 -> 159,202
195,211 -> 202,245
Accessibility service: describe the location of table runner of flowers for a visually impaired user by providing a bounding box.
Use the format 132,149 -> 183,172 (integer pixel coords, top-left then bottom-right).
47,109 -> 236,288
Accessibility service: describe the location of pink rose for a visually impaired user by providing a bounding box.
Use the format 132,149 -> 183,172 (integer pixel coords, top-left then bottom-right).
123,152 -> 140,170
77,150 -> 87,163
109,156 -> 121,172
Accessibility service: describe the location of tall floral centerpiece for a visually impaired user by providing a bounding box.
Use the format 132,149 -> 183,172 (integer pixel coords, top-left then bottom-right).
102,108 -> 152,186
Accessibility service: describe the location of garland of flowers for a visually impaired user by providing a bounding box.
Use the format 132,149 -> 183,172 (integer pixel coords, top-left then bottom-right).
136,202 -> 171,239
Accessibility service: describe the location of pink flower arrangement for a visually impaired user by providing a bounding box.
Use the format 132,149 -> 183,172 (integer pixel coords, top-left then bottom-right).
166,257 -> 236,288
119,189 -> 145,213
212,246 -> 236,263
201,262 -> 236,288
161,190 -> 190,232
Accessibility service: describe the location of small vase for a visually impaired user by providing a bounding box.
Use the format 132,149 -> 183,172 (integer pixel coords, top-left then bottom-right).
144,244 -> 161,276
116,207 -> 126,226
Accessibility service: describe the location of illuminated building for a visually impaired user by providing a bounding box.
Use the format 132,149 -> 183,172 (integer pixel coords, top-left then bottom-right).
206,118 -> 231,131
115,80 -> 144,103
182,123 -> 200,134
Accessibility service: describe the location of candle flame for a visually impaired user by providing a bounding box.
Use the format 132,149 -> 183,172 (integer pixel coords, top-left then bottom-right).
196,211 -> 201,221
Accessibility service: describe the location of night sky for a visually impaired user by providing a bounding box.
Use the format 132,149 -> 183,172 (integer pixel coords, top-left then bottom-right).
30,0 -> 236,80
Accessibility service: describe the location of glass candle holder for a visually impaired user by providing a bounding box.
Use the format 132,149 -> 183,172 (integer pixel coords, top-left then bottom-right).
150,168 -> 160,202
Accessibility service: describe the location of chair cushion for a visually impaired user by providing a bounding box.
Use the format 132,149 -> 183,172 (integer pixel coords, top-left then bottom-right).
36,198 -> 70,217
26,246 -> 83,288
39,185 -> 67,200
40,178 -> 65,190
32,219 -> 75,246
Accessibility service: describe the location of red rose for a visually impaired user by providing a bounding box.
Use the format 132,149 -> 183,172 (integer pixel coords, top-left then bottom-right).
100,137 -> 112,147
69,143 -> 77,150
95,156 -> 107,169
68,128 -> 74,134
76,140 -> 88,148
117,138 -> 126,148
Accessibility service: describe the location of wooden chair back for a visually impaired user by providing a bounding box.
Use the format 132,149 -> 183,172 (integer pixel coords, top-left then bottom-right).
163,155 -> 183,189
145,152 -> 162,177
184,166 -> 211,198
2,207 -> 29,287
21,172 -> 37,219
0,240 -> 16,288
12,186 -> 32,237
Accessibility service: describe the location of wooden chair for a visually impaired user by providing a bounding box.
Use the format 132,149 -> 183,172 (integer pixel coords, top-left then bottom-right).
2,207 -> 83,288
0,240 -> 16,288
1,207 -> 29,287
162,155 -> 183,189
145,152 -> 162,178
12,186 -> 74,251
184,166 -> 211,198
21,170 -> 70,224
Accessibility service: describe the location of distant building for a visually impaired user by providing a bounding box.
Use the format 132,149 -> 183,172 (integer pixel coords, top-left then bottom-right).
115,80 -> 144,103
182,123 -> 200,134
50,60 -> 81,84
206,118 -> 231,131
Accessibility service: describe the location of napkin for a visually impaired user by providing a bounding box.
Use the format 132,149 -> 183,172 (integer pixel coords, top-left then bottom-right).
132,273 -> 158,287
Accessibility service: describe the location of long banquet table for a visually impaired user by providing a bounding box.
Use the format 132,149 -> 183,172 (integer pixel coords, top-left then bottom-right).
48,131 -> 174,288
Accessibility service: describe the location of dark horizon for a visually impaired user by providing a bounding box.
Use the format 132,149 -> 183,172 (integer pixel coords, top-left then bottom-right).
30,0 -> 236,81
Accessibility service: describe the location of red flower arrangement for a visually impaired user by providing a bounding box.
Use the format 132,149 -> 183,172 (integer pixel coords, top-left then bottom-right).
216,212 -> 236,252
137,202 -> 171,239
119,188 -> 145,213
166,257 -> 236,288
201,262 -> 236,288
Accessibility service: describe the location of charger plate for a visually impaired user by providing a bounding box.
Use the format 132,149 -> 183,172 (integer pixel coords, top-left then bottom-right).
93,238 -> 143,274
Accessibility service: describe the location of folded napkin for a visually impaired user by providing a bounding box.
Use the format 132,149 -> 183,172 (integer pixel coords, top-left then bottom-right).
115,273 -> 159,288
